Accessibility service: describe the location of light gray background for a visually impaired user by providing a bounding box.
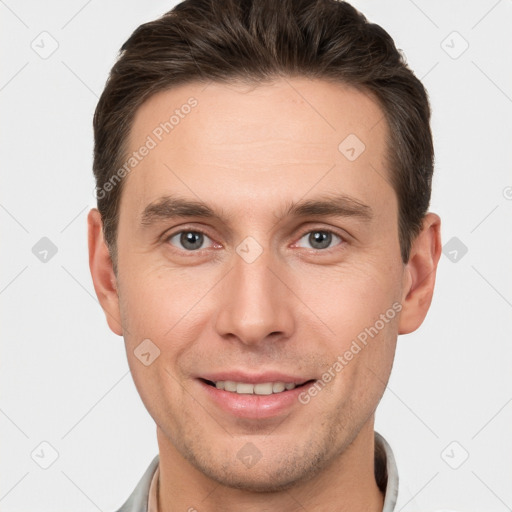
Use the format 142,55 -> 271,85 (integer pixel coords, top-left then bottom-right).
1,0 -> 511,510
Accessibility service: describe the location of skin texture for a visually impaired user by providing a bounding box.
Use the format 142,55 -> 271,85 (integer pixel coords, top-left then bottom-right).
88,78 -> 441,511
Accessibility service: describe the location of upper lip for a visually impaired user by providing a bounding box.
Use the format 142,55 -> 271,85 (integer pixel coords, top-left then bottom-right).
198,371 -> 314,385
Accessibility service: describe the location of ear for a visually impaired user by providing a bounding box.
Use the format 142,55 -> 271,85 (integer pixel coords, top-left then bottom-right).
87,208 -> 123,336
398,212 -> 442,335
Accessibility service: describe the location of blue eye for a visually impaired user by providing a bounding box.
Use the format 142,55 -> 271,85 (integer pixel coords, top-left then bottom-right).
167,230 -> 214,251
296,230 -> 342,250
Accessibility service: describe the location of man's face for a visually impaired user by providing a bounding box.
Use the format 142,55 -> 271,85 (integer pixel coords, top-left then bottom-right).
112,78 -> 407,490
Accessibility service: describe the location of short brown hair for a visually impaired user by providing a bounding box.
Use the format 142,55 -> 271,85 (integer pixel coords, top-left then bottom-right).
93,0 -> 434,267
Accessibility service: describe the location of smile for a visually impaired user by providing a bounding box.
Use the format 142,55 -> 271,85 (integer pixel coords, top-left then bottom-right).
203,379 -> 311,395
197,373 -> 317,419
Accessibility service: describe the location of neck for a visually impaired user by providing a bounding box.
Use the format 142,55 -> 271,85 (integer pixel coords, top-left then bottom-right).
156,419 -> 384,512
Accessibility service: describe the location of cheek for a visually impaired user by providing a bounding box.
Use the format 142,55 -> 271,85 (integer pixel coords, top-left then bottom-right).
298,259 -> 402,340
315,309 -> 398,426
117,269 -> 197,424
296,260 -> 400,400
117,262 -> 218,341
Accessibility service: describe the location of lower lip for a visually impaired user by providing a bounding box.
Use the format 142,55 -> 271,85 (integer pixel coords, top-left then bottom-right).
198,380 -> 315,419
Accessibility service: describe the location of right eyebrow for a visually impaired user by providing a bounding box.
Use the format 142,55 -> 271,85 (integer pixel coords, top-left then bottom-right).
140,195 -> 232,227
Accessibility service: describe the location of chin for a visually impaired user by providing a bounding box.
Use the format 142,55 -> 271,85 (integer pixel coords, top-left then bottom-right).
202,467 -> 307,493
183,443 -> 330,494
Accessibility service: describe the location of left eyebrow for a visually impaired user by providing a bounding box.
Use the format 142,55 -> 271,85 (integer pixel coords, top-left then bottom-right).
281,193 -> 374,223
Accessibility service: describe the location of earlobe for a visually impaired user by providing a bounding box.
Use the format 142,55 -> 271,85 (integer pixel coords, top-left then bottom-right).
398,212 -> 442,335
87,208 -> 123,336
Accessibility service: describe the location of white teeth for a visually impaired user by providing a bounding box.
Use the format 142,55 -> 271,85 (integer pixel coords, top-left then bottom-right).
272,382 -> 285,393
211,380 -> 298,395
236,382 -> 254,394
253,383 -> 273,395
224,381 -> 237,392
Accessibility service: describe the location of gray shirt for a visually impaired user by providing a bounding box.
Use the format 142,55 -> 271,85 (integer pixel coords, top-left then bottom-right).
114,431 -> 399,512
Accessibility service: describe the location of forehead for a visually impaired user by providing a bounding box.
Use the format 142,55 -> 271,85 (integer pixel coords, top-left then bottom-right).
122,78 -> 393,222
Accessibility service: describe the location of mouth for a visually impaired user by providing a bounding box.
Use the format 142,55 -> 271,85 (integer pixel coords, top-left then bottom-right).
196,371 -> 318,419
200,378 -> 315,396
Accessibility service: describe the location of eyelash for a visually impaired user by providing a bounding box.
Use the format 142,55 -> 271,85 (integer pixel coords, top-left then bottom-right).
164,226 -> 346,254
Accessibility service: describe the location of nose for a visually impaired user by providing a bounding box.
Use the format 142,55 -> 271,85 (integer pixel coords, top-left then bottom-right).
214,243 -> 295,347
